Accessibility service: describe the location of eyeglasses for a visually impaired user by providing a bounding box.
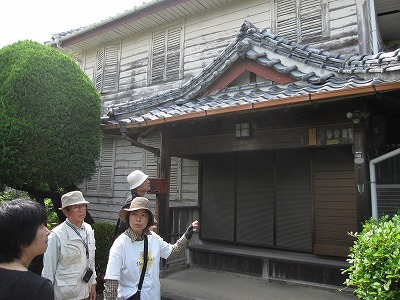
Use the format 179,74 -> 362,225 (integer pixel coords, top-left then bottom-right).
70,204 -> 87,212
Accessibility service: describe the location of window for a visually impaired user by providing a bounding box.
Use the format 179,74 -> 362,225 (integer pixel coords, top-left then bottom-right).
275,0 -> 328,42
150,26 -> 183,84
85,137 -> 116,196
95,45 -> 120,93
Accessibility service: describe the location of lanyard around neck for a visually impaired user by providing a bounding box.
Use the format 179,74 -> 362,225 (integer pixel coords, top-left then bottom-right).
65,221 -> 89,260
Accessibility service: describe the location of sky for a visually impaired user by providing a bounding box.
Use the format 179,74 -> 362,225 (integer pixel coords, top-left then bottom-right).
1,0 -> 149,49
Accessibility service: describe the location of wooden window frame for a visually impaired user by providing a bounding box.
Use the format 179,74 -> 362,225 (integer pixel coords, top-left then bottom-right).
95,44 -> 121,93
149,25 -> 183,84
84,136 -> 116,196
274,0 -> 329,43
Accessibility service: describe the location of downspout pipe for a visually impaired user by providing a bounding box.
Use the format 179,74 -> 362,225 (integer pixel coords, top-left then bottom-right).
119,121 -> 160,157
370,148 -> 400,219
369,0 -> 379,54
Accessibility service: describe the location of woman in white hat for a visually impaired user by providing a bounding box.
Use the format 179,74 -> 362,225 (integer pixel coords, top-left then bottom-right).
104,197 -> 199,300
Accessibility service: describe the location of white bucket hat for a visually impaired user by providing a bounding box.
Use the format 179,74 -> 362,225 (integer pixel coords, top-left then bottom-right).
59,191 -> 89,210
127,170 -> 148,190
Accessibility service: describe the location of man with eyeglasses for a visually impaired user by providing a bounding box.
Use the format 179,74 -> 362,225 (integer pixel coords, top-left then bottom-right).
42,191 -> 97,300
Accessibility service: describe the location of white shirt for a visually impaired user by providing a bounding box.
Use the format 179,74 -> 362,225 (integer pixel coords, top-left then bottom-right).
105,232 -> 172,300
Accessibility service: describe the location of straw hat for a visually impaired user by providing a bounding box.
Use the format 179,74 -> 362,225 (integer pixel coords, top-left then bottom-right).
119,197 -> 154,227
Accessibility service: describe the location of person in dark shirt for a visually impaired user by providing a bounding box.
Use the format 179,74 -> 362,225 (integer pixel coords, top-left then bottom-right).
114,170 -> 151,238
0,198 -> 54,300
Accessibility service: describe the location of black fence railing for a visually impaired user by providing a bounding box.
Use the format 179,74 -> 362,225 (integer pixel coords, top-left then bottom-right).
165,206 -> 199,268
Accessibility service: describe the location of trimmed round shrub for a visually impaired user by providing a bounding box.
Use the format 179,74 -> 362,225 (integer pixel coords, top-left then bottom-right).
0,40 -> 102,191
344,214 -> 400,299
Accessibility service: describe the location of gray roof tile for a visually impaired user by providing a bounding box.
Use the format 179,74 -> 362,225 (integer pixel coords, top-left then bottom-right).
113,21 -> 400,126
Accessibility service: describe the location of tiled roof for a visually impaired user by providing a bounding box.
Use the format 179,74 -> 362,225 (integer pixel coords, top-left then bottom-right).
106,21 -> 400,126
118,76 -> 389,124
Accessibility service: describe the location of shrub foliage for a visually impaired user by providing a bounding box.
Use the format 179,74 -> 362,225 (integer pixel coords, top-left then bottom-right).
0,41 -> 102,197
92,221 -> 115,293
344,214 -> 400,299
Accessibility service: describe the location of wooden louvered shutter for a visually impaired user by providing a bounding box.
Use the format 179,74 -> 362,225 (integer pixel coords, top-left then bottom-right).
151,26 -> 182,83
300,0 -> 322,41
151,31 -> 166,83
276,0 -> 298,41
86,137 -> 115,195
95,48 -> 105,91
169,157 -> 181,200
103,45 -> 120,92
166,26 -> 182,80
145,134 -> 161,178
276,0 -> 323,42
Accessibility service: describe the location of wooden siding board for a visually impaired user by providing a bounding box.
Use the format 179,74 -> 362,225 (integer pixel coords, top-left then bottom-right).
315,208 -> 356,218
315,186 -> 356,195
314,194 -> 355,202
314,162 -> 355,171
315,201 -> 357,210
315,215 -> 357,225
314,244 -> 350,257
315,177 -> 355,187
314,147 -> 357,257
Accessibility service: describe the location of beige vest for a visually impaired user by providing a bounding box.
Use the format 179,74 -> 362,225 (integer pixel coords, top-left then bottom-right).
51,222 -> 96,300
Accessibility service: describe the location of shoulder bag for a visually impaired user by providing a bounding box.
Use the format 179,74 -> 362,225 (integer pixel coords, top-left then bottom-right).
126,235 -> 148,300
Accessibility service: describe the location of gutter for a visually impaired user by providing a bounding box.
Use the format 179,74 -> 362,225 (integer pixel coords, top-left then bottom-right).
59,0 -> 187,47
370,148 -> 400,219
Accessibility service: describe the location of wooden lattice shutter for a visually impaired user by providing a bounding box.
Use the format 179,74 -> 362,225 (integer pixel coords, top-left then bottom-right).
95,49 -> 104,91
166,26 -> 182,80
145,134 -> 161,178
151,26 -> 182,83
276,0 -> 323,42
151,31 -> 166,83
300,0 -> 322,41
276,0 -> 297,41
103,45 -> 120,92
95,45 -> 120,93
86,137 -> 115,195
169,157 -> 181,200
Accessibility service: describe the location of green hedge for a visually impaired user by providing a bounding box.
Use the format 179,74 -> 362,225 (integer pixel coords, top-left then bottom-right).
92,221 -> 115,293
344,214 -> 400,299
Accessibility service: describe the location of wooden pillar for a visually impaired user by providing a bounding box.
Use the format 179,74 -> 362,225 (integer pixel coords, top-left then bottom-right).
158,127 -> 171,241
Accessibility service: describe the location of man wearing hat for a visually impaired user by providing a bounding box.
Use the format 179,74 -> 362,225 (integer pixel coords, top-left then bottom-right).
42,191 -> 97,300
114,170 -> 151,238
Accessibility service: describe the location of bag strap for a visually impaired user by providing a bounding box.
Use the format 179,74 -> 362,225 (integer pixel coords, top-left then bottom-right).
65,221 -> 89,260
137,235 -> 148,292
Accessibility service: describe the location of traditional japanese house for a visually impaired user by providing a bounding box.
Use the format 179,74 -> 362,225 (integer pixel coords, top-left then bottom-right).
52,0 -> 400,286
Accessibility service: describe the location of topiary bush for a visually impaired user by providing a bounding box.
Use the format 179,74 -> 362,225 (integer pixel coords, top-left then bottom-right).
92,221 -> 115,294
343,214 -> 400,299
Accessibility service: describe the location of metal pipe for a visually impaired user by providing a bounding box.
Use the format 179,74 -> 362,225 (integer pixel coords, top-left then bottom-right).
369,0 -> 379,54
369,148 -> 400,219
